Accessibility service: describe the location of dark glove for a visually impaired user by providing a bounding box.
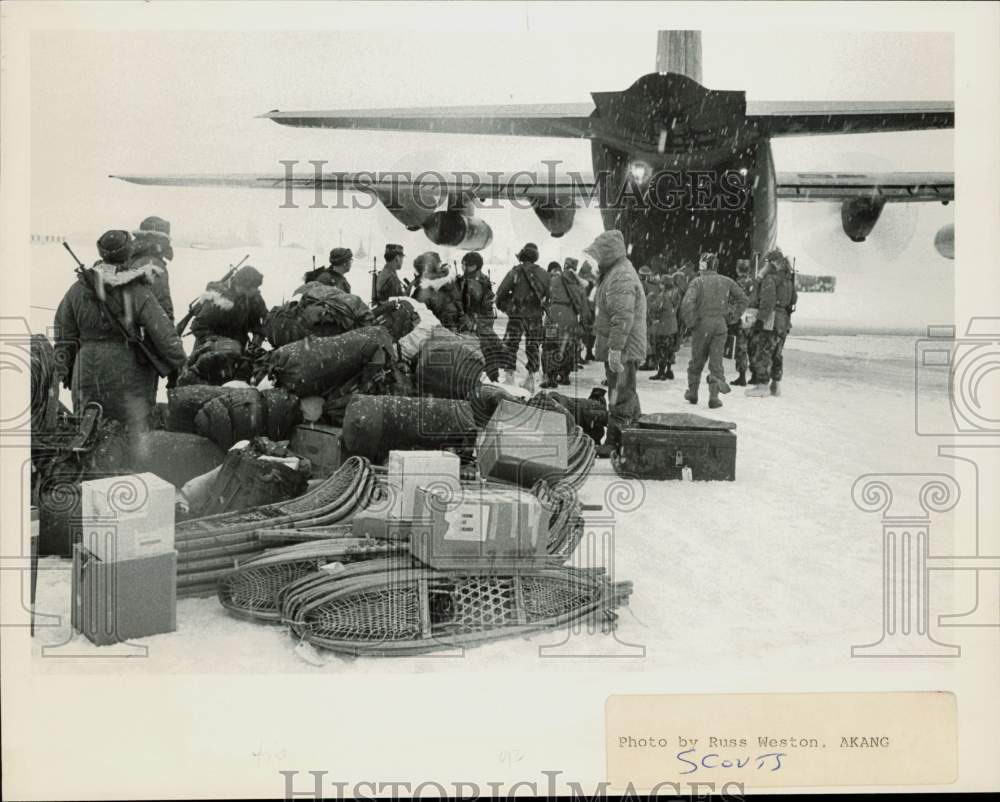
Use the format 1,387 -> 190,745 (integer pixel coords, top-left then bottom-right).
752,319 -> 765,333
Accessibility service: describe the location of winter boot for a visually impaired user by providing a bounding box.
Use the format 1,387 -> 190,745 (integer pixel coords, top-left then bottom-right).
665,366 -> 674,380
732,370 -> 747,386
520,372 -> 536,393
708,383 -> 722,409
745,383 -> 771,398
684,387 -> 699,405
716,377 -> 732,395
638,357 -> 656,372
540,375 -> 558,389
558,373 -> 571,386
770,380 -> 781,397
650,368 -> 667,380
748,371 -> 761,385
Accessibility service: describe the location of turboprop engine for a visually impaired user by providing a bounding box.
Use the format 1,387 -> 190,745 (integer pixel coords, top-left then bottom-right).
840,197 -> 886,243
934,223 -> 954,259
531,200 -> 577,238
422,211 -> 493,250
373,183 -> 444,231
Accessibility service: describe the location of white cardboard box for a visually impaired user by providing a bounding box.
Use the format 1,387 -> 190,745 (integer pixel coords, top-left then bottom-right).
386,450 -> 461,520
79,473 -> 175,563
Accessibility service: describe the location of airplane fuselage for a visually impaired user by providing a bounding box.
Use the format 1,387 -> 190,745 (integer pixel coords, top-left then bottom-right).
587,72 -> 777,274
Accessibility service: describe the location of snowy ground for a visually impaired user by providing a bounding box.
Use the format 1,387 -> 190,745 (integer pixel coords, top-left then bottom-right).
30,332 -> 973,675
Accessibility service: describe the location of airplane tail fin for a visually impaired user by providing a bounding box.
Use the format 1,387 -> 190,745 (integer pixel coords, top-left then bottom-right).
656,30 -> 702,82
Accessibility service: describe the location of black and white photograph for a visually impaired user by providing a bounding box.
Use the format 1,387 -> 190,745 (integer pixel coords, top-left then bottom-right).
2,1 -> 998,798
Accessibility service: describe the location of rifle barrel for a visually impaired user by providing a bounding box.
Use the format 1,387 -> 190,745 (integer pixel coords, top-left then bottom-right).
63,242 -> 85,269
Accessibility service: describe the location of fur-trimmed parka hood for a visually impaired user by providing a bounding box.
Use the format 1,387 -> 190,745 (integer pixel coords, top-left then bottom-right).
86,260 -> 164,288
420,271 -> 456,292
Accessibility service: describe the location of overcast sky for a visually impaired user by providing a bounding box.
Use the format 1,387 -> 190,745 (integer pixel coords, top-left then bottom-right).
30,27 -> 955,327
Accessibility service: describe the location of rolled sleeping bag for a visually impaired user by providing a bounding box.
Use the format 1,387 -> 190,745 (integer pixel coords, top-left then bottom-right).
415,334 -> 486,401
194,388 -> 264,451
341,394 -> 476,463
167,385 -> 228,433
268,326 -> 395,397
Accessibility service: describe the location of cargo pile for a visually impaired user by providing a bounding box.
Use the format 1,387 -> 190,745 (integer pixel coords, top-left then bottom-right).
206,449 -> 624,656
35,290 -> 626,656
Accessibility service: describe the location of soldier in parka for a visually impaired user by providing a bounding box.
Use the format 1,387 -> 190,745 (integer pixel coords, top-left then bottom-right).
495,242 -> 550,392
457,251 -> 503,382
53,230 -> 186,433
680,252 -> 748,409
130,215 -> 175,322
746,249 -> 797,397
646,274 -> 680,380
414,252 -> 464,331
541,257 -> 590,388
585,230 -> 647,458
730,258 -> 755,386
577,260 -> 598,362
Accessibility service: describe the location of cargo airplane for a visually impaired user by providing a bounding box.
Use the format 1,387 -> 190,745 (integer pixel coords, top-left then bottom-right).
114,30 -> 955,273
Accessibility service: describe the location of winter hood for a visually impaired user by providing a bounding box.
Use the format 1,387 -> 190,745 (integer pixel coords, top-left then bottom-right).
583,230 -> 627,268
86,260 -> 163,288
420,270 -> 456,292
195,288 -> 234,310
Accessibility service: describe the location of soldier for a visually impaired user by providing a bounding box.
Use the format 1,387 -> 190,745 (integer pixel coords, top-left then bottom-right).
189,264 -> 268,352
376,243 -> 406,302
744,251 -> 779,396
457,251 -> 502,382
747,250 -> 797,397
495,242 -> 550,392
672,258 -> 698,340
304,247 -> 353,293
680,253 -> 748,409
636,265 -> 659,371
647,274 -> 680,380
129,215 -> 175,322
53,230 -> 186,433
585,230 -> 647,458
414,252 -> 464,331
577,260 -> 598,362
730,258 -> 755,386
541,256 -> 589,388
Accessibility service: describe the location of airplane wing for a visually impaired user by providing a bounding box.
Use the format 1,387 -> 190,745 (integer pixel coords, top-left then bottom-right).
110,170 -> 597,202
260,99 -> 952,140
114,170 -> 954,205
776,171 -> 954,202
748,100 -> 953,137
260,102 -> 598,138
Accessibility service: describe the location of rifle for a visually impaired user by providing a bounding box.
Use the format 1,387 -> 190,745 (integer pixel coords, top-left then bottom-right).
175,253 -> 250,336
63,242 -> 173,378
370,256 -> 378,307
